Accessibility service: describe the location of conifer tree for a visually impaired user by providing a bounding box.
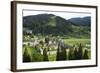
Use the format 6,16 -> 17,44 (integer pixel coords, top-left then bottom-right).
23,48 -> 31,62
62,48 -> 67,60
77,43 -> 83,59
73,48 -> 79,60
43,48 -> 49,61
83,49 -> 89,59
68,48 -> 74,60
56,39 -> 67,61
56,47 -> 67,61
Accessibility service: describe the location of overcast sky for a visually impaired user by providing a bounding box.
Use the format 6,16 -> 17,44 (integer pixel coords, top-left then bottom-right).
23,10 -> 91,20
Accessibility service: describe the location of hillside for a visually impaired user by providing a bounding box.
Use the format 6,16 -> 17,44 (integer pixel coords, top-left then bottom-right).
69,16 -> 91,26
23,14 -> 91,38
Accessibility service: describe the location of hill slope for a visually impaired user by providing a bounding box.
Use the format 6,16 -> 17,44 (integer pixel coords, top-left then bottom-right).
23,14 -> 91,38
69,16 -> 91,26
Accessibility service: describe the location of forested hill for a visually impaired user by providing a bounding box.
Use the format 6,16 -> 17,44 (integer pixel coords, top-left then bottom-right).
69,16 -> 91,26
23,14 -> 91,38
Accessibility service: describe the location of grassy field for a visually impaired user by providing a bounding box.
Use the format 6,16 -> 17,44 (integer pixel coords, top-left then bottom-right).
64,38 -> 90,46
